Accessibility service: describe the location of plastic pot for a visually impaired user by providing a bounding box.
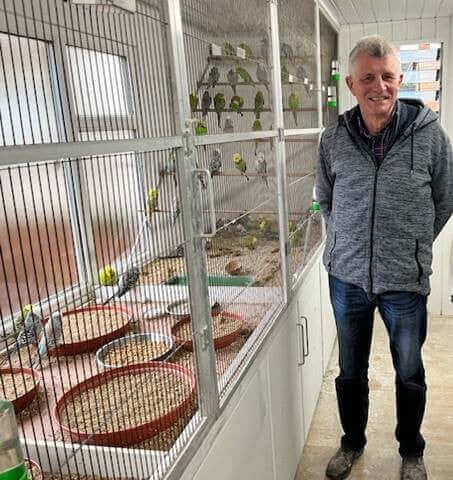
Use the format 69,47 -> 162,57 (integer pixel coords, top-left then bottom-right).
0,367 -> 41,414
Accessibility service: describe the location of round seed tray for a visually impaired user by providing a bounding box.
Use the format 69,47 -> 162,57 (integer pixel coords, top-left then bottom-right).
54,362 -> 196,447
171,311 -> 243,351
0,367 -> 41,414
96,332 -> 174,370
50,306 -> 132,356
25,458 -> 43,480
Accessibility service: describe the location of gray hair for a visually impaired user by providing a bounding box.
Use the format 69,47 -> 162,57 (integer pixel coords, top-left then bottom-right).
349,35 -> 400,73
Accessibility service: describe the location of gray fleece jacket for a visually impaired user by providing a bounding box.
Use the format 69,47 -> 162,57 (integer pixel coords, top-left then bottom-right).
316,99 -> 453,295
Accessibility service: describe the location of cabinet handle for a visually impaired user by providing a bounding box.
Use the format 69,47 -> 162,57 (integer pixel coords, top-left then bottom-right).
297,322 -> 305,366
301,315 -> 309,357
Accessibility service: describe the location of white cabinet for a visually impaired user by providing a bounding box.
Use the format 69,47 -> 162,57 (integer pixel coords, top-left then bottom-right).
319,259 -> 337,374
296,261 -> 323,440
267,301 -> 305,480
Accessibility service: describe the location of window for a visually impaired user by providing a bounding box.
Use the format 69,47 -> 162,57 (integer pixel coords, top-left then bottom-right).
397,43 -> 442,114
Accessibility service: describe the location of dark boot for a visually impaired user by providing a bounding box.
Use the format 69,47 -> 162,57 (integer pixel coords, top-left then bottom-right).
401,456 -> 427,480
325,447 -> 364,479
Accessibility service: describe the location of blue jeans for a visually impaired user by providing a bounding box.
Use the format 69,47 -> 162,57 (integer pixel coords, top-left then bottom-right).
329,275 -> 428,457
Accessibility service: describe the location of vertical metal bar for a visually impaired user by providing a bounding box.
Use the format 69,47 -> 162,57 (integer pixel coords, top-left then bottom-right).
315,0 -> 323,129
270,0 -> 290,301
166,0 -> 219,418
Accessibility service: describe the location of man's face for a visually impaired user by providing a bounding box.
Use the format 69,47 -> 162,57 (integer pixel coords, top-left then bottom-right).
346,52 -> 403,120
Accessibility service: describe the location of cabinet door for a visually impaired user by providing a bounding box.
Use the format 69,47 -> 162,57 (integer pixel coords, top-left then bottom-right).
268,301 -> 305,480
319,259 -> 337,374
297,263 -> 323,440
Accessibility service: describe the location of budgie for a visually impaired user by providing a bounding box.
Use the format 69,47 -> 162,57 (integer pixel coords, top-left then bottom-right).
209,149 -> 222,178
158,149 -> 177,187
260,36 -> 269,63
233,153 -> 249,181
33,311 -> 63,367
201,90 -> 212,118
206,66 -> 219,89
103,266 -> 141,305
256,64 -> 270,98
254,91 -> 265,119
281,64 -> 290,84
230,95 -> 244,116
280,42 -> 294,62
171,196 -> 180,225
99,265 -> 118,286
223,41 -> 234,56
195,120 -> 208,136
289,91 -> 301,126
239,43 -> 253,58
242,235 -> 257,250
13,304 -> 33,333
189,92 -> 198,112
1,309 -> 43,365
146,188 -> 159,222
213,93 -> 226,128
255,151 -> 268,187
252,119 -> 262,154
259,217 -> 269,234
223,116 -> 234,133
227,69 -> 239,95
236,66 -> 254,87
296,65 -> 310,93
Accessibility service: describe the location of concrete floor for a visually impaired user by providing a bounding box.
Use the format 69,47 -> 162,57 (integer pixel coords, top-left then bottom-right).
297,314 -> 453,479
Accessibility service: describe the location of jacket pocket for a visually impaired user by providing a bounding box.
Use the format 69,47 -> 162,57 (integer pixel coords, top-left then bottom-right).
377,237 -> 418,285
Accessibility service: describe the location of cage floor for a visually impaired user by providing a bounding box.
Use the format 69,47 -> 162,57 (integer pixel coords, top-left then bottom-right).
11,298 -> 270,452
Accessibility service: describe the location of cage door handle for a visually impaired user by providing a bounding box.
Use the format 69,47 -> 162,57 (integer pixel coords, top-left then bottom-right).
193,168 -> 216,238
300,315 -> 309,357
297,322 -> 305,366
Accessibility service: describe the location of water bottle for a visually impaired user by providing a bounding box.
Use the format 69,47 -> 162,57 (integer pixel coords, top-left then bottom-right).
0,399 -> 27,480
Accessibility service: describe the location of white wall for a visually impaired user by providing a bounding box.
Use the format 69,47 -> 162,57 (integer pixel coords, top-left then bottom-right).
337,17 -> 453,315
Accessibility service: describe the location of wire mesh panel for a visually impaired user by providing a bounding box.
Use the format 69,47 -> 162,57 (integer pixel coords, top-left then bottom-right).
278,0 -> 318,129
285,134 -> 322,282
0,0 -> 176,146
1,122 -> 204,480
181,0 -> 274,136
194,138 -> 284,395
320,12 -> 339,127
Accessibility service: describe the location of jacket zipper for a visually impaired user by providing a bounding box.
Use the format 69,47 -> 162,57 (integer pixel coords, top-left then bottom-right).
369,161 -> 379,293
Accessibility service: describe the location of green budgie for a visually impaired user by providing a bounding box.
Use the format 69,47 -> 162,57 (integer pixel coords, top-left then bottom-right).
146,188 -> 159,222
239,42 -> 253,58
206,66 -> 220,89
230,95 -> 244,116
233,153 -> 249,181
214,92 -> 226,127
259,217 -> 269,234
289,91 -> 301,126
189,92 -> 198,112
195,120 -> 208,136
254,91 -> 265,119
281,64 -> 290,84
223,41 -> 234,56
252,119 -> 262,154
236,66 -> 254,87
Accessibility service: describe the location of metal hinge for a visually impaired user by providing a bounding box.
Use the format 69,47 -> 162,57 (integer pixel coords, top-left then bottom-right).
200,326 -> 210,350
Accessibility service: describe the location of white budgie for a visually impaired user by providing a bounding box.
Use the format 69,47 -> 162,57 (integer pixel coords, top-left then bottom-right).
33,311 -> 63,367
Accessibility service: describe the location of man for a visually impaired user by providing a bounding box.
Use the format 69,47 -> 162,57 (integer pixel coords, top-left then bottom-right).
316,35 -> 453,480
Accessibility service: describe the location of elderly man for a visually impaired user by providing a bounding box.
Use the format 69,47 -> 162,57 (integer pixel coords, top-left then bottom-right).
316,35 -> 453,480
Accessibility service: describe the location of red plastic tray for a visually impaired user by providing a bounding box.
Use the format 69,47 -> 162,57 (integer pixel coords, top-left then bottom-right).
171,311 -> 244,351
54,361 -> 196,447
50,305 -> 132,356
0,367 -> 41,414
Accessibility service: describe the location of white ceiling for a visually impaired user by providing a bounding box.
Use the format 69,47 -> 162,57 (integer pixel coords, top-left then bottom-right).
327,0 -> 453,25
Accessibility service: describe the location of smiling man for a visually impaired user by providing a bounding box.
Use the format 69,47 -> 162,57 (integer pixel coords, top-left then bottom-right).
316,36 -> 453,480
